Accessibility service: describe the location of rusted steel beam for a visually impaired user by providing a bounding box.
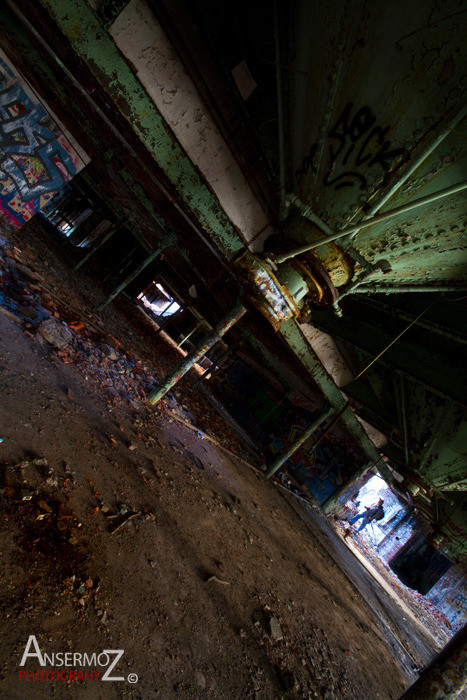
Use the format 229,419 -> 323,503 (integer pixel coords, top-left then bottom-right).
148,303 -> 246,405
266,404 -> 335,478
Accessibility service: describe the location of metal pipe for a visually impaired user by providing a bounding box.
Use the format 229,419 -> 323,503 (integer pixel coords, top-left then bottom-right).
177,321 -> 203,349
96,246 -> 164,311
348,105 -> 467,241
398,377 -> 410,468
273,0 -> 286,216
266,404 -> 334,478
74,223 -> 118,270
148,303 -> 246,404
276,181 -> 467,263
354,295 -> 467,344
352,285 -> 467,294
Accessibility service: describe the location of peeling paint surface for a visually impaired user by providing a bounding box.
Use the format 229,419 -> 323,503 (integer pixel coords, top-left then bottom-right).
39,0 -> 245,258
109,0 -> 273,247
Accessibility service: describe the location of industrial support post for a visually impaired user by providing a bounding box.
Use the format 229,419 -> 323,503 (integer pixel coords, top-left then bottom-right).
400,625 -> 466,699
266,404 -> 335,478
96,235 -> 174,311
192,343 -> 236,387
74,223 -> 118,270
148,302 -> 247,405
321,461 -> 372,514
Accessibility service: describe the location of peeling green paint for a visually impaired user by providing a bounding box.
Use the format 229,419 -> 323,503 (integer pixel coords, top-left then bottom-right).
38,0 -> 244,259
277,319 -> 392,479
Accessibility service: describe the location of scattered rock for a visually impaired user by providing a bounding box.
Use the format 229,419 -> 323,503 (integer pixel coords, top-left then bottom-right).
269,617 -> 283,641
38,318 -> 72,349
194,671 -> 206,690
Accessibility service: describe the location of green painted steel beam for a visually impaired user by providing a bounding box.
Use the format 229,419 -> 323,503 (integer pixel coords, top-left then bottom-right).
37,0 -> 245,260
96,235 -> 175,310
266,404 -> 334,477
314,313 -> 467,407
148,303 -> 247,404
276,319 -> 392,479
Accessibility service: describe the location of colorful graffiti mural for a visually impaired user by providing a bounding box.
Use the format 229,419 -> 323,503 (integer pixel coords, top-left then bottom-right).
0,52 -> 86,227
427,566 -> 467,633
269,407 -> 365,504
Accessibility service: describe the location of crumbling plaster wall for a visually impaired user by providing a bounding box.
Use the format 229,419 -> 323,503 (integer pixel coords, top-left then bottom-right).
110,0 -> 274,249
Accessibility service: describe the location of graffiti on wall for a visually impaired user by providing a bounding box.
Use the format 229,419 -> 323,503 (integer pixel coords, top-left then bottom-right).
427,566 -> 467,633
269,405 -> 364,505
295,102 -> 406,191
217,360 -> 365,505
0,54 -> 86,227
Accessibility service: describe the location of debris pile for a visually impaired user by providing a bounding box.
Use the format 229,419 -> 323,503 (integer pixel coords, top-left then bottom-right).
0,234 -> 157,408
335,521 -> 452,644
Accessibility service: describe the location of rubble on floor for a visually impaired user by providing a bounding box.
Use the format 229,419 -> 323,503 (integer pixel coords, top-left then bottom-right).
0,232 -> 258,469
334,520 -> 452,645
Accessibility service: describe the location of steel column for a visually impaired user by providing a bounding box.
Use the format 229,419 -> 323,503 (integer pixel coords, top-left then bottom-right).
74,223 -> 118,270
266,404 -> 334,478
148,303 -> 246,404
177,321 -> 203,349
321,461 -> 373,514
96,247 -> 163,311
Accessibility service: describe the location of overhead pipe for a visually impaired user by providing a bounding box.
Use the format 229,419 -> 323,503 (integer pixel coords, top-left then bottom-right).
347,104 -> 467,242
273,181 -> 467,264
351,285 -> 467,294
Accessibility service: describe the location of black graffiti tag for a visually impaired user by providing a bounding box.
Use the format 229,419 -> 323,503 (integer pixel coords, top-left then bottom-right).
295,102 -> 406,190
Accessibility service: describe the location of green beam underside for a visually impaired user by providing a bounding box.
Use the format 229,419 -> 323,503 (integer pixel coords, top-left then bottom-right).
313,313 -> 467,407
276,319 -> 391,478
97,0 -> 131,28
38,0 -> 244,259
341,381 -> 396,435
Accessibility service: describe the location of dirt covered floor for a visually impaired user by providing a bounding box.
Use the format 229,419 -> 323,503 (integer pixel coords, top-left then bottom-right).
0,220 -> 439,699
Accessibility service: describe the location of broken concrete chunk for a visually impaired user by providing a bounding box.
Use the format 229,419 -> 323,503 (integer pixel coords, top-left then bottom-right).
269,617 -> 283,641
38,318 -> 72,349
101,343 -> 118,361
16,263 -> 43,282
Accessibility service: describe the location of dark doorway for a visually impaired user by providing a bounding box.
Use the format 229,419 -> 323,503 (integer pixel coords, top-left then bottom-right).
390,533 -> 452,595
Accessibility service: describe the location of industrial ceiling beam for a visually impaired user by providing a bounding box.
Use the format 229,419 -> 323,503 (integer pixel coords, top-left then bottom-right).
314,313 -> 467,406
347,295 -> 467,345
276,319 -> 392,479
13,0 -> 245,260
273,181 -> 467,263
